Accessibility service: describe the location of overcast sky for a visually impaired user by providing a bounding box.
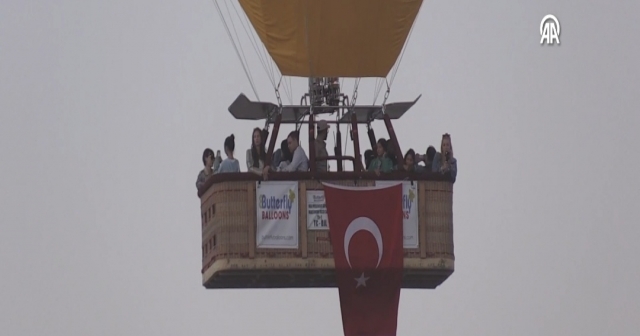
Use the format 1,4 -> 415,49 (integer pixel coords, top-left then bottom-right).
2,1 -> 639,335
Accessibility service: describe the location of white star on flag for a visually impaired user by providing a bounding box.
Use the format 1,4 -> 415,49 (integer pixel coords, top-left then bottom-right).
354,273 -> 369,288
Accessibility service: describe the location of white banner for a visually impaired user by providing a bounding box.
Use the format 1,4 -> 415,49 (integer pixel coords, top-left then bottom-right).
375,181 -> 419,248
255,181 -> 299,249
307,190 -> 329,230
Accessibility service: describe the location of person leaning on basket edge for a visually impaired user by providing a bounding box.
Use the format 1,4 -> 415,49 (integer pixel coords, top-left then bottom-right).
367,138 -> 393,176
262,130 -> 309,180
415,146 -> 437,172
271,139 -> 291,169
196,148 -> 221,190
246,127 -> 266,175
432,133 -> 457,183
216,134 -> 240,173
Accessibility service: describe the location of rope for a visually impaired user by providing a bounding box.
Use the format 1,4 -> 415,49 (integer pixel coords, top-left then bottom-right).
280,75 -> 293,104
229,0 -> 277,89
341,77 -> 362,168
374,16 -> 418,104
373,78 -> 385,104
388,22 -> 415,87
212,0 -> 260,100
351,78 -> 360,106
222,0 -> 257,91
223,1 -> 260,100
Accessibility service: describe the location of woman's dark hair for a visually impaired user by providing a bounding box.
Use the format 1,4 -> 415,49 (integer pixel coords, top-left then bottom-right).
426,146 -> 436,161
404,148 -> 415,161
251,128 -> 266,168
202,148 -> 214,165
281,139 -> 292,162
376,138 -> 388,151
224,134 -> 235,153
364,149 -> 375,169
384,138 -> 398,165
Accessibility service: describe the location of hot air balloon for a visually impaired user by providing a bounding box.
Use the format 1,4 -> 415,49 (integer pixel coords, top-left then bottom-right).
198,0 -> 454,290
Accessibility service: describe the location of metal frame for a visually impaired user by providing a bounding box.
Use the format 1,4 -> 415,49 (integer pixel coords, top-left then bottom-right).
227,86 -> 421,173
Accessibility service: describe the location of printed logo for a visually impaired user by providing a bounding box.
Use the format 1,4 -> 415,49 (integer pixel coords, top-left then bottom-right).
259,188 -> 296,220
401,188 -> 416,220
540,14 -> 560,45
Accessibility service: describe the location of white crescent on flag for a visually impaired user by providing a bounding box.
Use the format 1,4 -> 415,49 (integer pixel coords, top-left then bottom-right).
343,217 -> 383,269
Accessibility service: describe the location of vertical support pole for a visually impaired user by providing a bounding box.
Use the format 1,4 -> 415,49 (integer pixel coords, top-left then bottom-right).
308,114 -> 316,173
335,128 -> 343,172
265,113 -> 282,167
419,182 -> 427,259
300,182 -> 308,258
248,182 -> 256,258
383,114 -> 404,171
367,127 -> 377,150
261,129 -> 269,149
351,113 -> 363,172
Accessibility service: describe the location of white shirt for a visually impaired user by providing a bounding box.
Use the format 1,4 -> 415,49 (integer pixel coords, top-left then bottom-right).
278,146 -> 308,172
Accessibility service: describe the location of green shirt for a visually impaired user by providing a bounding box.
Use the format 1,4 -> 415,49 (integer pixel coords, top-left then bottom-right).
367,156 -> 393,172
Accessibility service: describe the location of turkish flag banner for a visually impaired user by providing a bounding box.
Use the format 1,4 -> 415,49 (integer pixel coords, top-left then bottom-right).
323,183 -> 404,336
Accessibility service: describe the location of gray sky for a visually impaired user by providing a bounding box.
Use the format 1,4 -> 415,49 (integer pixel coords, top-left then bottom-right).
2,1 -> 639,335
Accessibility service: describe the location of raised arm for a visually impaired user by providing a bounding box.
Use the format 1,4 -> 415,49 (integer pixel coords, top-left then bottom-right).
213,155 -> 222,173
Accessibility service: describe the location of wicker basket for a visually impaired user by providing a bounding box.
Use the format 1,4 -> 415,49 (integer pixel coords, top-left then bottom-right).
201,178 -> 454,289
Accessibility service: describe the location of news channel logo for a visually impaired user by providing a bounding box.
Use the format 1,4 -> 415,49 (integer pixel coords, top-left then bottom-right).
540,14 -> 560,46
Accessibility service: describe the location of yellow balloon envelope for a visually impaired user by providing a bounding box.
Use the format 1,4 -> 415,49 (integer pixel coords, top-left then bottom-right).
238,0 -> 423,78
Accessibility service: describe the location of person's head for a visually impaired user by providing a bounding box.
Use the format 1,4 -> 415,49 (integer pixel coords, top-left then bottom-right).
224,134 -> 235,156
426,146 -> 436,163
385,139 -> 398,165
251,128 -> 266,167
316,120 -> 329,141
404,149 -> 416,169
441,133 -> 453,161
280,139 -> 291,161
287,131 -> 300,153
376,138 -> 388,157
202,148 -> 214,168
252,128 -> 263,148
364,149 -> 375,169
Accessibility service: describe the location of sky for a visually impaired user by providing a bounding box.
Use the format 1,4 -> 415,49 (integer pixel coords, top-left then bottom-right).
1,0 -> 639,335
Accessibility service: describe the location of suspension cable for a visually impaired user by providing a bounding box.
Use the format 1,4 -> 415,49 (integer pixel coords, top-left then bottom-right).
280,75 -> 293,104
380,79 -> 391,114
229,0 -> 277,89
222,0 -> 259,98
388,15 -> 417,89
373,78 -> 385,104
275,77 -> 284,107
374,17 -> 417,105
212,0 -> 260,100
341,78 -> 361,160
235,0 -> 292,104
351,78 -> 361,106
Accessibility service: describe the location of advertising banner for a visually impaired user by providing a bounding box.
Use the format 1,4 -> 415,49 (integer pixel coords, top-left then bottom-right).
307,190 -> 329,230
375,181 -> 419,248
255,181 -> 299,248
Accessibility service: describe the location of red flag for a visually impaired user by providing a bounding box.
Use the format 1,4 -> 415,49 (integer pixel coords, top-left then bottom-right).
323,183 -> 404,336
